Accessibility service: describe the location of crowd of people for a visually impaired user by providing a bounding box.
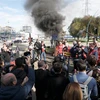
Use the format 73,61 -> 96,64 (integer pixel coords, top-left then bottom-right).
0,38 -> 100,100
29,39 -> 46,62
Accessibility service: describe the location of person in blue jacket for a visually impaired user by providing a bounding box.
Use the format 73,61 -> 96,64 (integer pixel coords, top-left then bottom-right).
69,59 -> 98,100
0,56 -> 35,100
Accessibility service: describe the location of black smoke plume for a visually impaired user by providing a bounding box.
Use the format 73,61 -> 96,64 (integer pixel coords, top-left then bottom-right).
25,0 -> 65,35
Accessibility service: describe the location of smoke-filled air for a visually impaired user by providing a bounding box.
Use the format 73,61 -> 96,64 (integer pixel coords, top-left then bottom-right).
25,0 -> 65,35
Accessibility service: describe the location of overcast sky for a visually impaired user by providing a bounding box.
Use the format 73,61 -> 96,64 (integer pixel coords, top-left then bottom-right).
0,0 -> 100,34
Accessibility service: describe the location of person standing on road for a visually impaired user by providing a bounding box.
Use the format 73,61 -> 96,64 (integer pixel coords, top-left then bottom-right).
40,41 -> 46,62
28,41 -> 35,61
1,43 -> 11,66
50,38 -> 54,48
34,39 -> 42,60
15,45 -> 20,59
54,40 -> 59,57
57,41 -> 64,55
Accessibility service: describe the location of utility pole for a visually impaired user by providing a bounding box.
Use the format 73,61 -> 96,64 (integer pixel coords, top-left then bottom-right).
86,10 -> 98,46
86,17 -> 92,46
85,0 -> 89,16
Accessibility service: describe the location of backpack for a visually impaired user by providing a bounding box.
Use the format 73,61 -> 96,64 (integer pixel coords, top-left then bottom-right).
73,75 -> 92,100
34,42 -> 42,50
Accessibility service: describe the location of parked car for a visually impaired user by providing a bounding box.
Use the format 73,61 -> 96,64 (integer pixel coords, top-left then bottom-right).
14,40 -> 22,43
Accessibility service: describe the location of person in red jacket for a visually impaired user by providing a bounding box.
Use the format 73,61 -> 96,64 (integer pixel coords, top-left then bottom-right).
57,41 -> 64,55
40,41 -> 46,62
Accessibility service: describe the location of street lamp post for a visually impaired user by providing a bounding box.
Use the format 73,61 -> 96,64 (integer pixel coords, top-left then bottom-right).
86,10 -> 99,46
86,17 -> 93,46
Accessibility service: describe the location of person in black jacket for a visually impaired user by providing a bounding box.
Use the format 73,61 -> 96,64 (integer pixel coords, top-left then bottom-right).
34,39 -> 42,60
70,41 -> 87,70
35,60 -> 49,100
1,43 -> 11,66
46,62 -> 69,100
11,57 -> 27,85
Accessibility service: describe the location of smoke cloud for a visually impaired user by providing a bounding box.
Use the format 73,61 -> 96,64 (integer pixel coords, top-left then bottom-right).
25,0 -> 65,36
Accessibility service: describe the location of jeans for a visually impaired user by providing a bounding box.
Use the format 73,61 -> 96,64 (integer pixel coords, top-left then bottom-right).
31,50 -> 35,61
34,49 -> 41,59
40,52 -> 46,61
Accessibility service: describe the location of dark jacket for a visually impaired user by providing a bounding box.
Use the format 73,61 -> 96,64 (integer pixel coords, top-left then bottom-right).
70,45 -> 77,58
46,71 -> 70,100
11,68 -> 27,85
34,42 -> 42,50
0,67 -> 4,85
1,49 -> 11,63
0,68 -> 35,100
35,69 -> 49,100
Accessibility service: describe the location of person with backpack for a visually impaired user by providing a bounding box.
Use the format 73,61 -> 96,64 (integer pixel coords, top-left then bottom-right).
69,59 -> 98,100
34,39 -> 42,60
